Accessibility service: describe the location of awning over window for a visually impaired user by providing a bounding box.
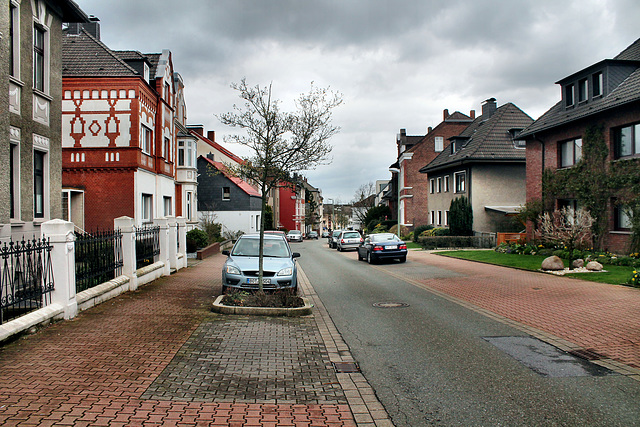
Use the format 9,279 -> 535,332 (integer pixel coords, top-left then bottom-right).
484,206 -> 520,215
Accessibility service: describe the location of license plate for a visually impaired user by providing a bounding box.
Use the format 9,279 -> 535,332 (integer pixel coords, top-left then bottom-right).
386,245 -> 397,250
247,278 -> 271,284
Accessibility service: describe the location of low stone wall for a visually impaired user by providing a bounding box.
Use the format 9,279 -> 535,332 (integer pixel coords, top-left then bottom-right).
197,239 -> 233,260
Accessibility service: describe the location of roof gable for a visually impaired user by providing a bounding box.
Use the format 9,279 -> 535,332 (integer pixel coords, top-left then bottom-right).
420,102 -> 532,173
63,30 -> 140,77
199,157 -> 260,197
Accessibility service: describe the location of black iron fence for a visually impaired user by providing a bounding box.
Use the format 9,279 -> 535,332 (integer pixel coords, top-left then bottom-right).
75,229 -> 124,293
136,225 -> 160,269
0,238 -> 54,325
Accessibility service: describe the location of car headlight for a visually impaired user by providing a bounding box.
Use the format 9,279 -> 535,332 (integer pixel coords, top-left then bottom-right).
225,265 -> 241,275
278,267 -> 293,276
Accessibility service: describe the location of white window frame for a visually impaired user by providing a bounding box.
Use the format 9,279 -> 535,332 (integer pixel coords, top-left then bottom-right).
222,187 -> 231,201
10,129 -> 21,220
178,140 -> 185,166
186,140 -> 194,167
9,1 -> 20,79
578,78 -> 588,103
141,125 -> 153,155
454,171 -> 466,193
445,210 -> 450,226
444,175 -> 450,193
163,137 -> 171,161
429,178 -> 435,194
163,196 -> 172,217
430,210 -> 436,225
142,194 -> 153,222
434,136 -> 444,152
436,177 -> 442,193
186,191 -> 192,220
565,84 -> 575,107
33,149 -> 48,219
593,72 -> 603,97
559,138 -> 583,167
437,210 -> 442,226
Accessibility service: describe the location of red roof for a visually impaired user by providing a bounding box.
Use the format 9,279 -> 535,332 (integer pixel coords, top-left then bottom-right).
200,157 -> 261,197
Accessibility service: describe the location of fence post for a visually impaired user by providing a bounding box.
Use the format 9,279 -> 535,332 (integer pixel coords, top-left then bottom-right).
166,216 -> 178,272
41,219 -> 77,320
176,217 -> 187,270
114,216 -> 138,291
154,218 -> 171,276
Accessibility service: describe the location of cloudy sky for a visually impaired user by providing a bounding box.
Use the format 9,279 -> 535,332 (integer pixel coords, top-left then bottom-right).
74,0 -> 640,203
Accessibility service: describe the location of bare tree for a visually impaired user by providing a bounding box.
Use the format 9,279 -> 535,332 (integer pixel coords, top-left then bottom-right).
537,207 -> 595,266
352,182 -> 376,227
218,79 -> 342,291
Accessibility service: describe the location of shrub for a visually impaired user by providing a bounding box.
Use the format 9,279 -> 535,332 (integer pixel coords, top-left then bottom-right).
413,225 -> 433,242
418,235 -> 494,250
186,228 -> 209,252
449,196 -> 473,236
628,270 -> 640,287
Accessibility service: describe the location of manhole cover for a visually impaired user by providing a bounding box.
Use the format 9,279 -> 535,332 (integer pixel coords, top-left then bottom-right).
373,302 -> 409,308
332,362 -> 360,373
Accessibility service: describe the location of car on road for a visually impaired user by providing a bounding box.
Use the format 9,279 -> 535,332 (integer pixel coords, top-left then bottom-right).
336,230 -> 363,251
221,234 -> 300,293
306,231 -> 318,239
329,229 -> 342,248
286,230 -> 303,242
357,232 -> 407,264
321,231 -> 330,238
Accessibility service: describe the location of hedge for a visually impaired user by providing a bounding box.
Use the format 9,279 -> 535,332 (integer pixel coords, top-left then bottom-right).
418,235 -> 495,250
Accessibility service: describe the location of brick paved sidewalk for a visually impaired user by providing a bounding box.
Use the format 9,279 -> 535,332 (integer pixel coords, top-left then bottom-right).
0,254 -> 371,426
385,250 -> 640,379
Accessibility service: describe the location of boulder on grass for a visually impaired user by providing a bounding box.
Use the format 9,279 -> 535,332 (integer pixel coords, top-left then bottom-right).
542,255 -> 565,271
586,261 -> 603,271
572,259 -> 584,268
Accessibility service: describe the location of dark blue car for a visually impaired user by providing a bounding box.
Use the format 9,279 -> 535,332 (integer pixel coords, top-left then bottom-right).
357,233 -> 407,264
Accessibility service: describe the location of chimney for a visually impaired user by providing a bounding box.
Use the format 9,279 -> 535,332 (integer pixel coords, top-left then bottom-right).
443,109 -> 449,120
206,153 -> 214,160
188,125 -> 204,135
482,98 -> 497,119
470,110 -> 476,119
66,16 -> 101,39
207,130 -> 216,142
427,126 -> 432,134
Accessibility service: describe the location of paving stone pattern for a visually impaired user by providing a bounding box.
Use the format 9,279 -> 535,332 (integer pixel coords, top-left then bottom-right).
143,316 -> 347,404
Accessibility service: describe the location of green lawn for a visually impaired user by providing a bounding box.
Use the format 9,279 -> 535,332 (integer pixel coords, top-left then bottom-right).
436,250 -> 635,286
406,241 -> 422,249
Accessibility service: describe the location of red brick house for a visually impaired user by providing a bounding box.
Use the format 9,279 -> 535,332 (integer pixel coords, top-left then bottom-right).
61,22 -> 196,231
519,37 -> 640,254
389,109 -> 474,228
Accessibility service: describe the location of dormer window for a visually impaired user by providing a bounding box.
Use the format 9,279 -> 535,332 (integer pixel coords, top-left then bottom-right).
593,72 -> 603,97
143,63 -> 150,82
565,84 -> 575,107
578,78 -> 588,103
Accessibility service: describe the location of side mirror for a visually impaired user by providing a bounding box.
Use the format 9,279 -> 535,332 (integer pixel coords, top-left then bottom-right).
292,252 -> 301,258
222,250 -> 230,256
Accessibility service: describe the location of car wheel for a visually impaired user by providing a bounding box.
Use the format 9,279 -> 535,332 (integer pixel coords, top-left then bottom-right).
367,251 -> 375,264
357,251 -> 363,261
399,256 -> 407,263
338,245 -> 342,252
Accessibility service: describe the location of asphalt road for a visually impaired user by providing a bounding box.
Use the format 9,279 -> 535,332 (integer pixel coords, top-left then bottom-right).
294,239 -> 640,426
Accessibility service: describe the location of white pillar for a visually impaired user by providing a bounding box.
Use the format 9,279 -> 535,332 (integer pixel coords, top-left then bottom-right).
41,219 -> 77,320
154,217 -> 171,276
114,216 -> 138,291
167,216 -> 178,271
176,217 -> 187,269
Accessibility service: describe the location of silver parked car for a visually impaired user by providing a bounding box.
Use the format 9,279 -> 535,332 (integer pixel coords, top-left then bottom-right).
286,229 -> 303,242
221,234 -> 300,293
336,230 -> 363,251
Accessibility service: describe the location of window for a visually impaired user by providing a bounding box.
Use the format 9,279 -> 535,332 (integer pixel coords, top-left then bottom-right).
141,125 -> 153,154
142,194 -> 153,222
593,72 -> 603,97
186,192 -> 192,220
9,3 -> 18,77
559,138 -> 582,167
10,142 -> 19,219
178,141 -> 185,165
164,137 -> 171,160
163,196 -> 172,216
436,177 -> 442,193
614,123 -> 640,158
437,210 -> 442,226
445,210 -> 450,226
430,210 -> 436,225
34,150 -> 45,218
186,140 -> 193,166
33,25 -> 45,92
444,175 -> 450,192
565,84 -> 574,107
614,206 -> 632,231
454,171 -> 466,193
164,82 -> 171,105
222,187 -> 231,201
578,78 -> 588,103
434,136 -> 444,152
429,179 -> 435,194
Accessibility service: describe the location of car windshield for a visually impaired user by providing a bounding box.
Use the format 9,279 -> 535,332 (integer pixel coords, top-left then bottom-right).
231,238 -> 290,258
289,231 -> 301,235
332,231 -> 341,237
343,232 -> 360,238
370,233 -> 400,243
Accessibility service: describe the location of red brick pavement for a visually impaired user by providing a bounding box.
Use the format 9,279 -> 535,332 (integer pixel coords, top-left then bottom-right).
0,255 -> 355,426
396,251 -> 640,370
